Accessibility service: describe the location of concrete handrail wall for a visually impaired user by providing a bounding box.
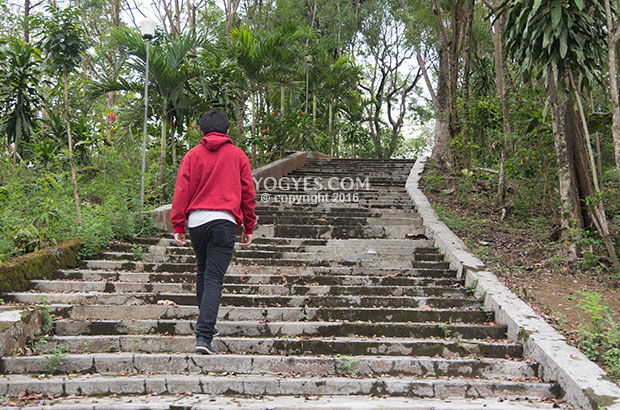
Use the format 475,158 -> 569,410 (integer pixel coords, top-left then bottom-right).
151,151 -> 332,232
406,156 -> 620,410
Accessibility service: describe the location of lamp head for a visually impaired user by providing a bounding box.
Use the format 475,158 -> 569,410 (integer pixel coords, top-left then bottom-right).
140,18 -> 156,40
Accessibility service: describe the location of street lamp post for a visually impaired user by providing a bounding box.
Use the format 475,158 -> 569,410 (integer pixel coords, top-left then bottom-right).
139,18 -> 156,209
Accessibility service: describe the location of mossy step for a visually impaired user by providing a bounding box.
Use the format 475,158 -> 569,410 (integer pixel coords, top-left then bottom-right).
0,373 -> 559,399
31,280 -> 470,298
5,292 -> 481,309
53,319 -> 507,339
30,335 -> 524,358
0,353 -> 539,379
46,305 -> 493,323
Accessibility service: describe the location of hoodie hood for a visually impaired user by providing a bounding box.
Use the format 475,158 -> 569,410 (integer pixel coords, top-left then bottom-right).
201,132 -> 232,151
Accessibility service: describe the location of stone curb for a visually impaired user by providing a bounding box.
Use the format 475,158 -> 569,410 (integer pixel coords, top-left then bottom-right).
406,156 -> 620,410
151,151 -> 332,232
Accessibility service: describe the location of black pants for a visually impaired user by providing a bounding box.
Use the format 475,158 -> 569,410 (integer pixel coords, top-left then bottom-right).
188,219 -> 237,343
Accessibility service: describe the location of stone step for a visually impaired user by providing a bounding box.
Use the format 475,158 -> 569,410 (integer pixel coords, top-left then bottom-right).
69,263 -> 457,278
52,269 -> 463,287
233,265 -> 457,278
160,246 -> 430,258
150,234 -> 428,247
52,319 -> 507,339
257,202 -> 415,211
124,236 -> 330,247
47,305 -> 493,323
255,224 -> 425,240
254,215 -> 423,226
31,281 -> 469,298
82,259 -> 444,272
1,353 -> 539,379
6,292 -> 480,309
115,251 -> 426,265
0,394 -> 563,409
0,374 -> 559,399
32,335 -> 525,358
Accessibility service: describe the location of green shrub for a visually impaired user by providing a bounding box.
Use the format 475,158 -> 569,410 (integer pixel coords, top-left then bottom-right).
577,291 -> 620,383
0,148 -> 152,263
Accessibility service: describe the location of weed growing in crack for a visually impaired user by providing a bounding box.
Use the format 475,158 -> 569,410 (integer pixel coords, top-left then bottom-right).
336,354 -> 357,375
438,323 -> 451,338
44,344 -> 67,374
36,296 -> 54,334
466,279 -> 478,297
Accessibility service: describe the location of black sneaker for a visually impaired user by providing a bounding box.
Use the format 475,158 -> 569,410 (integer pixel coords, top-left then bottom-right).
196,339 -> 216,355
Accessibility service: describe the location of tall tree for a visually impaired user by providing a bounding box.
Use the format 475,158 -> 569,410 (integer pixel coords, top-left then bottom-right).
503,0 -> 620,271
358,0 -> 422,158
429,0 -> 475,167
604,0 -> 620,181
41,4 -> 87,223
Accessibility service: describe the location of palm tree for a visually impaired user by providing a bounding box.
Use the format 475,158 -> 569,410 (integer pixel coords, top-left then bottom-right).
0,37 -> 43,164
92,28 -> 214,202
231,21 -> 304,164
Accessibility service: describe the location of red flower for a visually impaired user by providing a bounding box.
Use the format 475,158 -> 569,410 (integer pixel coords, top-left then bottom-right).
108,112 -> 116,122
262,136 -> 267,140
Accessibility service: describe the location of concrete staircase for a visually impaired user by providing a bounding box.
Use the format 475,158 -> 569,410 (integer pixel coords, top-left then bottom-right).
0,158 -> 562,409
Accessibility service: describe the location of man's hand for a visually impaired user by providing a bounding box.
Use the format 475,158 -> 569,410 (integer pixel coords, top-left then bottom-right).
241,232 -> 253,247
174,232 -> 186,246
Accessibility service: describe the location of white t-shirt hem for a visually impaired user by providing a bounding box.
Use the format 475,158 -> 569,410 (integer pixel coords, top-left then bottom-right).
187,210 -> 237,228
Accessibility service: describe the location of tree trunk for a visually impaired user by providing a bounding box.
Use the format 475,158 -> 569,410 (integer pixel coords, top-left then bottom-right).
280,85 -> 286,158
549,69 -> 581,250
312,90 -> 317,137
491,11 -> 511,207
112,0 -> 120,26
159,103 -> 168,204
171,122 -> 177,169
187,0 -> 196,35
328,103 -> 333,156
174,0 -> 181,36
251,89 -> 257,167
590,92 -> 602,180
431,43 -> 451,165
64,68 -> 82,224
605,0 -> 620,181
459,0 -> 474,170
23,0 -> 30,42
570,70 -> 620,273
225,0 -> 241,45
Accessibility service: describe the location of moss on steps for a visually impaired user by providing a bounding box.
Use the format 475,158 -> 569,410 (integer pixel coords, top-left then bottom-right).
0,239 -> 81,293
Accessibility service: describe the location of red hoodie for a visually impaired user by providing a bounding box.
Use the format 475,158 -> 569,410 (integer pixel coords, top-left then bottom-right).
170,132 -> 256,234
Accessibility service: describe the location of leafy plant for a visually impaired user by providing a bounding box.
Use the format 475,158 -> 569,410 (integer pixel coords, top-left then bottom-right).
438,323 -> 452,338
44,344 -> 67,374
131,245 -> 145,261
37,296 -> 54,334
576,291 -> 620,382
336,353 -> 357,375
